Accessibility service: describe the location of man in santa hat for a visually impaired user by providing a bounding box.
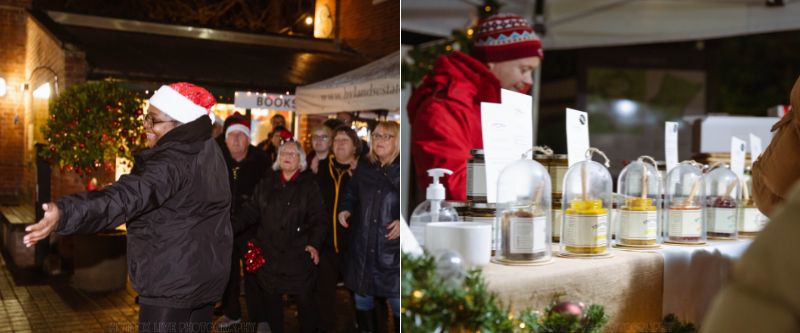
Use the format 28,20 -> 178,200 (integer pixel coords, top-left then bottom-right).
407,13 -> 543,201
215,112 -> 270,332
24,82 -> 232,332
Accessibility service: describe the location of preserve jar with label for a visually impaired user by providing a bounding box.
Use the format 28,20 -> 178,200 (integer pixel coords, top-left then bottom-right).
467,149 -> 487,203
616,157 -> 661,247
738,167 -> 768,237
560,148 -> 613,257
493,155 -> 552,265
703,165 -> 739,240
664,162 -> 706,244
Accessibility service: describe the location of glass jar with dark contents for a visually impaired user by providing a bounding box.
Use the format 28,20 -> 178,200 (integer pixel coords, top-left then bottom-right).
704,165 -> 739,240
493,158 -> 552,265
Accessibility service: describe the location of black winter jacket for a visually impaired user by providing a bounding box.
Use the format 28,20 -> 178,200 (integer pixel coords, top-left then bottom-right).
224,146 -> 269,216
233,170 -> 326,294
314,157 -> 355,255
221,145 -> 270,251
56,116 -> 232,309
338,157 -> 400,298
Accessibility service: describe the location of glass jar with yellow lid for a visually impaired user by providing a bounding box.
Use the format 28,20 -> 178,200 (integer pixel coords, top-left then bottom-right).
615,156 -> 661,248
560,148 -> 612,257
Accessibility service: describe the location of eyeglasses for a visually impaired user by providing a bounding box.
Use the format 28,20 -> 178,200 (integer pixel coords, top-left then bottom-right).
281,151 -> 300,157
144,113 -> 177,128
372,133 -> 395,141
312,135 -> 330,141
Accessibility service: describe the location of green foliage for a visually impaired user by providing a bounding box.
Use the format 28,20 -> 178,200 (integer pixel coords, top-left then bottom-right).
637,314 -> 698,333
401,253 -> 608,332
39,80 -> 147,177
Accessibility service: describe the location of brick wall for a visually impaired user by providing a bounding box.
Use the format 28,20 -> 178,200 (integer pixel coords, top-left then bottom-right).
0,4 -> 29,203
24,16 -> 89,202
338,0 -> 399,59
0,4 -> 88,205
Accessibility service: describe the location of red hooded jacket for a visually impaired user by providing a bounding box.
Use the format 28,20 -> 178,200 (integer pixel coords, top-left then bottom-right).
407,52 -> 501,201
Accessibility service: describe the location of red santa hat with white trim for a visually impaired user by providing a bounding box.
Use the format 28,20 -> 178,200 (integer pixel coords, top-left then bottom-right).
148,82 -> 217,124
225,112 -> 250,139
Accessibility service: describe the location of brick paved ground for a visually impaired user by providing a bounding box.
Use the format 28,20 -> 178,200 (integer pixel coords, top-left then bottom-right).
0,255 -> 398,333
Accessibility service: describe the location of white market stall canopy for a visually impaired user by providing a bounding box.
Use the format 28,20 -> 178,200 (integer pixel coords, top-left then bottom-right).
295,51 -> 400,114
402,0 -> 800,50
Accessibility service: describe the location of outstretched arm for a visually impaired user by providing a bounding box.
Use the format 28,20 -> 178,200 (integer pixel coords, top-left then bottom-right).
25,153 -> 185,246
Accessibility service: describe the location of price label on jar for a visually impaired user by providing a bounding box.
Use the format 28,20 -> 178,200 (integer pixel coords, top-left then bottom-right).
564,214 -> 608,247
618,210 -> 658,240
740,208 -> 766,233
707,208 -> 737,233
668,209 -> 702,237
467,162 -> 487,199
509,216 -> 547,254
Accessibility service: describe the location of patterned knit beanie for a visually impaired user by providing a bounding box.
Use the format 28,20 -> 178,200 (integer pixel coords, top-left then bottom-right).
471,13 -> 543,63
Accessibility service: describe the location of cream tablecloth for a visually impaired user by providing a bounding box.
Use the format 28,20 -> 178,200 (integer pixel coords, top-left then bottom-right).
481,239 -> 752,332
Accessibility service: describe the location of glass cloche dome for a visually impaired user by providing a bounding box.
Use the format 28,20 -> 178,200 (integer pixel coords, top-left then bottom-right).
738,166 -> 768,237
559,148 -> 613,257
615,156 -> 662,248
664,162 -> 706,244
493,153 -> 552,265
703,164 -> 740,240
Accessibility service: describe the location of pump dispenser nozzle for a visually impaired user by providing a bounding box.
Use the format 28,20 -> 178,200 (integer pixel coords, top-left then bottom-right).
426,168 -> 453,200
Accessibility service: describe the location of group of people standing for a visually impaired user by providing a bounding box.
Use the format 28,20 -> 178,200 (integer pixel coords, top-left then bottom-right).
24,82 -> 400,333
217,112 -> 400,333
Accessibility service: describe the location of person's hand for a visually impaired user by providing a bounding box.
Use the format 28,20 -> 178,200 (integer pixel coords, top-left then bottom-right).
24,202 -> 60,247
310,156 -> 320,174
305,245 -> 319,265
386,219 -> 400,240
338,211 -> 351,228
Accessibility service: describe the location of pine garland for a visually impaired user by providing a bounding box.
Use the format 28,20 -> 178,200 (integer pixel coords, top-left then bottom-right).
401,253 -> 608,332
39,80 -> 147,177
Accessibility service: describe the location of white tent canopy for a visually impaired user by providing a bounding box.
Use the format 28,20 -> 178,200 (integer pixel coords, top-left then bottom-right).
295,51 -> 400,114
402,0 -> 800,50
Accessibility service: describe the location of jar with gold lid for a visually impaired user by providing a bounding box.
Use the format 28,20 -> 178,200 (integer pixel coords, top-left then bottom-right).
560,148 -> 612,257
615,156 -> 661,248
493,156 -> 552,265
664,162 -> 706,244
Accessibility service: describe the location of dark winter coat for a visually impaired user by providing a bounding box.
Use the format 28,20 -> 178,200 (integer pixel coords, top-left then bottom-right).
56,116 -> 232,309
233,170 -> 327,294
220,144 -> 270,251
338,156 -> 400,298
314,157 -> 355,255
222,145 -> 269,216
